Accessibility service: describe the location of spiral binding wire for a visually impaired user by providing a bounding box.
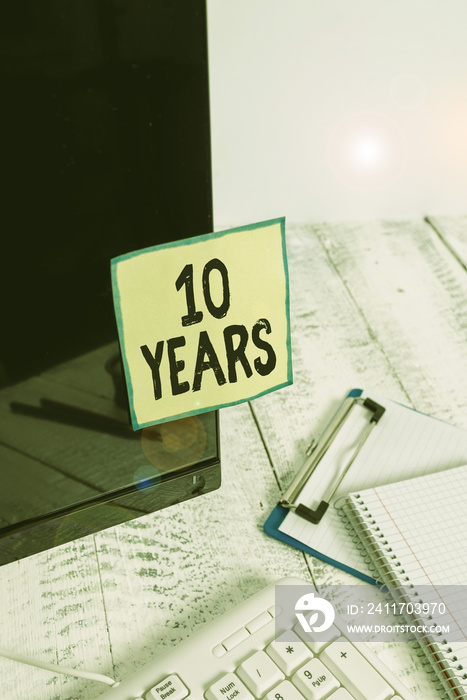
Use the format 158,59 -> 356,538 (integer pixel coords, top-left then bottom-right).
337,497 -> 467,700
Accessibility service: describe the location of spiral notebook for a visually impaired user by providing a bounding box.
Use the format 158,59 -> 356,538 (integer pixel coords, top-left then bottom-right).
343,465 -> 467,699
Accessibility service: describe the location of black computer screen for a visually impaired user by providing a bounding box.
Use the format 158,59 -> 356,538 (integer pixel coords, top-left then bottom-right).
0,0 -> 213,383
0,1 -> 220,565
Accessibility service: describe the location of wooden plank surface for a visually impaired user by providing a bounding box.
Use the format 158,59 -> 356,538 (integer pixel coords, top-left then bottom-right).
2,217 -> 467,699
428,215 -> 467,271
0,539 -> 113,699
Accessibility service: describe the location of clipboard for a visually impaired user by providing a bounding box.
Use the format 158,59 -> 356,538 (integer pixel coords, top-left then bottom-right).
264,388 -> 467,583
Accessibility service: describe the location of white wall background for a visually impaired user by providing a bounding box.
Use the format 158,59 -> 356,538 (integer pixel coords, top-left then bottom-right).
207,1 -> 467,226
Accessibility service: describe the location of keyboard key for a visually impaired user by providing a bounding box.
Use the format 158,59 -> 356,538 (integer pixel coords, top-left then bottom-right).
223,627 -> 250,651
264,680 -> 306,700
294,622 -> 340,653
148,674 -> 189,700
237,650 -> 284,696
320,639 -> 394,700
212,643 -> 226,658
246,611 -> 271,634
205,673 -> 254,700
266,630 -> 313,675
292,658 -> 339,699
268,605 -> 281,618
326,690 -> 354,699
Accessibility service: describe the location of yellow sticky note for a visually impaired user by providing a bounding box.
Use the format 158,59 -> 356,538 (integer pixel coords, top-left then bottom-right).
111,218 -> 292,429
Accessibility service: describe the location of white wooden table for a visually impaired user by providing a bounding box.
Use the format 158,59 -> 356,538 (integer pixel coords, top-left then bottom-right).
2,216 -> 467,700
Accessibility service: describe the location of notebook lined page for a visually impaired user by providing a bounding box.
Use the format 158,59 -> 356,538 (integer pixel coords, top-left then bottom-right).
278,393 -> 467,578
346,465 -> 467,695
349,467 -> 467,585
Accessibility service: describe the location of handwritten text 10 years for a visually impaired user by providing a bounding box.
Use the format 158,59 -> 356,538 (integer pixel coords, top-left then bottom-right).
140,258 -> 277,401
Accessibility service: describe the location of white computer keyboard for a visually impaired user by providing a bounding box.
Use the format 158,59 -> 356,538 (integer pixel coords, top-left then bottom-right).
99,577 -> 417,700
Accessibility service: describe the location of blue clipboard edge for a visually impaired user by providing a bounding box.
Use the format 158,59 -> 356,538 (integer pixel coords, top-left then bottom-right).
264,505 -> 375,585
263,387 -> 376,585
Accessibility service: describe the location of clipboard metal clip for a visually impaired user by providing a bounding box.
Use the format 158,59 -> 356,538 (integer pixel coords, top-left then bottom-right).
279,396 -> 385,525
